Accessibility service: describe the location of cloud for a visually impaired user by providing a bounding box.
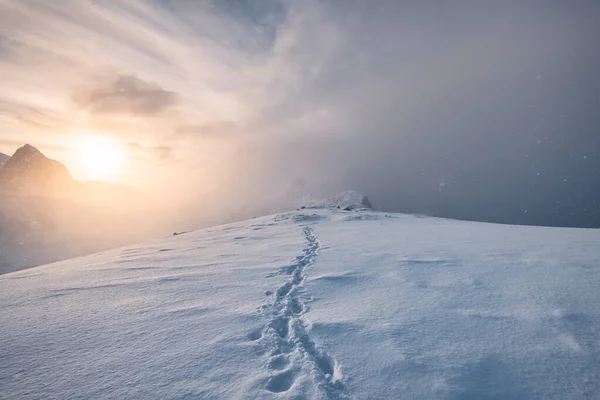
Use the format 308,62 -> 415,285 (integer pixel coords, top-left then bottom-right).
0,0 -> 599,227
73,74 -> 178,116
174,121 -> 240,138
127,141 -> 173,161
0,100 -> 68,131
0,137 -> 68,155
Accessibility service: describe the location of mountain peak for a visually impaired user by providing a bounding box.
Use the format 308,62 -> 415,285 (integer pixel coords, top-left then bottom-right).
4,144 -> 71,181
20,143 -> 41,155
7,144 -> 43,168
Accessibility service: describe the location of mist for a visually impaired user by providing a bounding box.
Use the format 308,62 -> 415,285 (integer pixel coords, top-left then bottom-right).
1,0 -> 599,237
158,0 -> 600,228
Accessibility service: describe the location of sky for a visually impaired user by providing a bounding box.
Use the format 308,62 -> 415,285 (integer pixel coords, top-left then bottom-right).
0,0 -> 599,227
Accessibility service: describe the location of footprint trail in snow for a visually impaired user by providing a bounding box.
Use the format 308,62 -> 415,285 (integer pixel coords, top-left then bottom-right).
251,226 -> 347,398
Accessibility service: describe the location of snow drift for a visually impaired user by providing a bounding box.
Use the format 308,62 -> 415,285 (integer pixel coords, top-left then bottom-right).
1,208 -> 599,399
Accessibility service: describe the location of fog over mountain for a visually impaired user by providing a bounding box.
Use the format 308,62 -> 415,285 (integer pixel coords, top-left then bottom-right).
0,0 -> 599,235
0,145 -> 159,274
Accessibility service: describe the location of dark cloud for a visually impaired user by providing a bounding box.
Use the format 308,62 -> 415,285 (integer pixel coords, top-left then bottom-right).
212,0 -> 600,228
74,74 -> 178,116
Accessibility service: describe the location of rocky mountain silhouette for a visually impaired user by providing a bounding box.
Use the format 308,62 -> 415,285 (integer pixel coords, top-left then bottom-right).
0,144 -> 154,274
0,152 -> 9,166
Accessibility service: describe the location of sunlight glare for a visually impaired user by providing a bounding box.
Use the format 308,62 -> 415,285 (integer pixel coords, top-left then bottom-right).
76,135 -> 123,181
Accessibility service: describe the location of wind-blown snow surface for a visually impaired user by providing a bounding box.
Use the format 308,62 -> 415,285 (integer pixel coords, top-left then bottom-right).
1,209 -> 600,399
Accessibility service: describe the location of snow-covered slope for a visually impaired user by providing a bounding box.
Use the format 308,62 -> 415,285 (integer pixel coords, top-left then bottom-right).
1,208 -> 599,399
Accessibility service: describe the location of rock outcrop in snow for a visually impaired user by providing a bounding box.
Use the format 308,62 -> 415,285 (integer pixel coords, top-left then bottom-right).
313,190 -> 372,210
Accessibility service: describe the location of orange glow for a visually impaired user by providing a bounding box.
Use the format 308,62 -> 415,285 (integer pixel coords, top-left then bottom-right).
76,135 -> 123,181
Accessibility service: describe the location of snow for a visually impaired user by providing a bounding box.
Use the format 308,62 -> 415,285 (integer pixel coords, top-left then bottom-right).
1,208 -> 600,399
310,190 -> 372,210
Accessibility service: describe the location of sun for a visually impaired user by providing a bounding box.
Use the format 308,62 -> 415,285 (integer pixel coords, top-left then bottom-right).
76,135 -> 123,181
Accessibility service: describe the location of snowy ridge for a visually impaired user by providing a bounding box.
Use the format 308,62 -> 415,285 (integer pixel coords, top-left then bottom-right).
1,208 -> 600,399
307,190 -> 372,210
254,226 -> 347,398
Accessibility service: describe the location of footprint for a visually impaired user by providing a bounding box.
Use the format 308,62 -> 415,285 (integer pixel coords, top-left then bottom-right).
268,354 -> 289,370
315,353 -> 335,377
247,329 -> 263,341
279,264 -> 297,275
277,282 -> 293,298
288,298 -> 304,315
290,272 -> 303,286
270,316 -> 290,338
257,227 -> 341,396
266,370 -> 296,393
